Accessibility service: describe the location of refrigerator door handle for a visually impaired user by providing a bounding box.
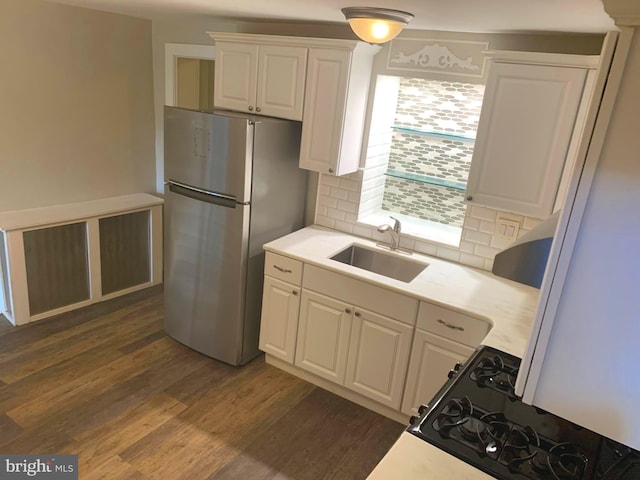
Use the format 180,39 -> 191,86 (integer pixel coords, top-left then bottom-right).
166,180 -> 237,209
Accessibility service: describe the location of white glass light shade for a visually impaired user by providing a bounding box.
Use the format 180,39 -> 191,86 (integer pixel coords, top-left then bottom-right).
342,7 -> 414,44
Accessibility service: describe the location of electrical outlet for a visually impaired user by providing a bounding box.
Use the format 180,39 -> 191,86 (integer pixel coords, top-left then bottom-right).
491,215 -> 521,249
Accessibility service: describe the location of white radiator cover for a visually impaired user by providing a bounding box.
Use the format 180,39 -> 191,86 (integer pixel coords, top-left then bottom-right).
0,194 -> 163,326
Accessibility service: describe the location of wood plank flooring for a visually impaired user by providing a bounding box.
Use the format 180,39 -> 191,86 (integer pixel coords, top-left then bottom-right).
0,287 -> 404,479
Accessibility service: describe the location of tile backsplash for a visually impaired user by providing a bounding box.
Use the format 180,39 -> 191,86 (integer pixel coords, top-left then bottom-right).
316,170 -> 543,271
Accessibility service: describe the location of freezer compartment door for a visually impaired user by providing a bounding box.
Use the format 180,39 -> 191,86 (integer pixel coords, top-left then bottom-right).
164,188 -> 250,365
164,106 -> 253,203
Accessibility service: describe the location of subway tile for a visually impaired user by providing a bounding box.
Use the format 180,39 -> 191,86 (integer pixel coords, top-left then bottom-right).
338,200 -> 357,214
348,191 -> 360,203
523,216 -> 544,230
459,253 -> 487,270
329,187 -> 349,200
490,235 -> 513,250
459,240 -> 476,254
474,244 -> 502,260
413,240 -> 438,256
326,207 -> 346,221
321,174 -> 340,187
399,236 -> 415,251
353,224 -> 374,239
463,217 -> 481,231
316,215 -> 335,228
344,213 -> 358,223
339,178 -> 361,192
479,220 -> 496,235
318,195 -> 338,209
316,205 -> 327,217
334,220 -> 354,233
463,229 -> 491,246
497,211 -> 524,224
484,258 -> 495,271
318,184 -> 330,196
436,246 -> 461,263
469,205 -> 497,221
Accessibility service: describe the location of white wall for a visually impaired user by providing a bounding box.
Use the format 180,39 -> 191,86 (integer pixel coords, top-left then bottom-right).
0,0 -> 156,212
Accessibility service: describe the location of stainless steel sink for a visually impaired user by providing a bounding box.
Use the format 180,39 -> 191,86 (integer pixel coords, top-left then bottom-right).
330,245 -> 428,283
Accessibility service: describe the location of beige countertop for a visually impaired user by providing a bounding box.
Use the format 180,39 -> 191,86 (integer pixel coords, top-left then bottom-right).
265,225 -> 540,480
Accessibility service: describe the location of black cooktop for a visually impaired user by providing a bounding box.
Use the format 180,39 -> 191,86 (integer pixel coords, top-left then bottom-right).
407,346 -> 640,480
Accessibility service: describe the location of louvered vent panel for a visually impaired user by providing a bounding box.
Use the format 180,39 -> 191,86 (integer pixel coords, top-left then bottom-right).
99,211 -> 151,295
23,223 -> 90,315
0,232 -> 10,317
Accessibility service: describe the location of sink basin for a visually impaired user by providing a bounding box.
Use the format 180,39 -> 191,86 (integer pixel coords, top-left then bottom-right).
330,245 -> 428,283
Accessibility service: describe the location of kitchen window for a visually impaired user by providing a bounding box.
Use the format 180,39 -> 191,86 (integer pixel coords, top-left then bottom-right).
358,75 -> 484,245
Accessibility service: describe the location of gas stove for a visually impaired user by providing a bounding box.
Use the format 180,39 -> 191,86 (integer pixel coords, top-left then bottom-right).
407,345 -> 640,480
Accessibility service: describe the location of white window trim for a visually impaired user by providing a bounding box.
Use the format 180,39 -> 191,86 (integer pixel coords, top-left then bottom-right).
164,43 -> 216,107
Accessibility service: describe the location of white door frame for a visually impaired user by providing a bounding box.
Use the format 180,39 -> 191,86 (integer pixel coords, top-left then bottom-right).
164,43 -> 216,106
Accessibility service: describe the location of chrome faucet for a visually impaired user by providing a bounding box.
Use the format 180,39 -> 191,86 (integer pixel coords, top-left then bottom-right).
377,216 -> 402,251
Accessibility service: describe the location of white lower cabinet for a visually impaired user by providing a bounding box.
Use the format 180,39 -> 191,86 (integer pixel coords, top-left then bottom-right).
295,290 -> 353,384
259,276 -> 301,364
401,330 -> 474,417
259,254 -> 487,422
345,308 -> 413,409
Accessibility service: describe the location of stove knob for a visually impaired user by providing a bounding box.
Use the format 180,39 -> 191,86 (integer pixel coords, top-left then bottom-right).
418,404 -> 428,415
409,415 -> 419,425
447,362 -> 463,379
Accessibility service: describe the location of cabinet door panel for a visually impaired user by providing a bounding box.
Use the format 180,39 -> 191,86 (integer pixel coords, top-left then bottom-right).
214,43 -> 258,112
257,45 -> 307,121
295,290 -> 352,384
466,62 -> 586,217
345,308 -> 413,409
259,276 -> 300,363
299,49 -> 350,175
401,330 -> 474,416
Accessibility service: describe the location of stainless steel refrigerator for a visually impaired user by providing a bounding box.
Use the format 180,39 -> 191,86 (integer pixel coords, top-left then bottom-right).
163,106 -> 308,365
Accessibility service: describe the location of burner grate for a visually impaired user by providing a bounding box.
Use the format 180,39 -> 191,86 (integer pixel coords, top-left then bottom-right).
408,346 -> 605,480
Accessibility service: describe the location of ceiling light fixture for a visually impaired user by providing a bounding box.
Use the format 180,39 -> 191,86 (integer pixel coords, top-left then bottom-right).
341,7 -> 414,44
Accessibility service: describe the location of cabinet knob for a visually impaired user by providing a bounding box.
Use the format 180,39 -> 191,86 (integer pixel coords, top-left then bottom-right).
292,290 -> 298,296
328,168 -> 334,174
466,195 -> 473,201
256,107 -> 262,113
248,106 -> 254,111
345,308 -> 351,314
354,311 -> 361,317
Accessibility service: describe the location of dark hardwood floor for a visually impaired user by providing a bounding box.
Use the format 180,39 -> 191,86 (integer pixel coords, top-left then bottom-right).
0,287 -> 404,479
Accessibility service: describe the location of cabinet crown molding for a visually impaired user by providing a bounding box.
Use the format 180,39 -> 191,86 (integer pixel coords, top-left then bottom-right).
603,0 -> 640,25
207,32 -> 380,54
483,50 -> 600,69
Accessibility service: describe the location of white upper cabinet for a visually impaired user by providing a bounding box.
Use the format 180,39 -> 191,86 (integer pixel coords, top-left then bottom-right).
256,45 -> 307,120
299,45 -> 379,175
466,51 -> 599,218
214,42 -> 259,114
214,42 -> 306,120
208,32 -> 380,175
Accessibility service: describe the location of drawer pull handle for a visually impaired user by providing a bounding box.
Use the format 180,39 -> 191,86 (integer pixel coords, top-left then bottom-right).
273,265 -> 293,273
345,308 -> 351,314
437,319 -> 465,332
354,311 -> 361,317
292,290 -> 298,296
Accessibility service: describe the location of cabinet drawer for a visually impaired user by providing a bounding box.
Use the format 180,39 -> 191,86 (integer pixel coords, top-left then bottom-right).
417,302 -> 491,347
265,252 -> 303,285
303,264 -> 418,325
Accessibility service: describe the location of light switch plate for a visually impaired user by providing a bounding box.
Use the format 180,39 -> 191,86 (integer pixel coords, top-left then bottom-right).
491,215 -> 521,249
